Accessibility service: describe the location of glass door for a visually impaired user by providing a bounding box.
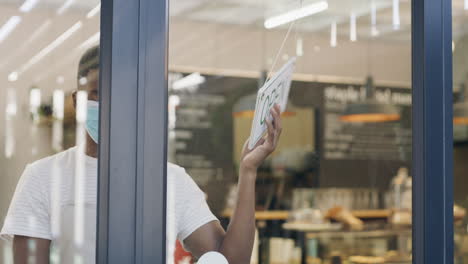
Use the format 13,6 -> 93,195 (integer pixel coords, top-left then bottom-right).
167,1 -> 413,263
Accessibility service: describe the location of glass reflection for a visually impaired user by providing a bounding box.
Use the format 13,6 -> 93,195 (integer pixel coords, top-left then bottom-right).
0,0 -> 100,263
453,0 -> 468,263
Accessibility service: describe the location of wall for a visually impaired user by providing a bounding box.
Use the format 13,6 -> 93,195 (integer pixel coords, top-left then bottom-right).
169,20 -> 412,87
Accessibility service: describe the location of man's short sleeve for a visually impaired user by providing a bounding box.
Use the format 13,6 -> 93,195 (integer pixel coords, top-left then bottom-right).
1,165 -> 52,242
174,168 -> 218,242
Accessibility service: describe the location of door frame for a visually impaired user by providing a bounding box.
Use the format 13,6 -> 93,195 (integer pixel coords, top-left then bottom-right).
97,0 -> 169,263
412,0 -> 454,263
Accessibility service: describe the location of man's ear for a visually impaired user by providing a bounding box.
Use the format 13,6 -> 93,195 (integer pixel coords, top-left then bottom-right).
72,90 -> 77,110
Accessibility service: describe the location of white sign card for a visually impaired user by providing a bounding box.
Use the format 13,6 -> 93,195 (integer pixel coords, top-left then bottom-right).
248,57 -> 296,150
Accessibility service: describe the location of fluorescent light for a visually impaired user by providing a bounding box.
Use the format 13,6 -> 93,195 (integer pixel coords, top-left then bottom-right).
78,31 -> 100,50
79,77 -> 87,85
264,1 -> 328,29
370,1 -> 379,36
75,91 -> 87,123
53,90 -> 65,120
465,0 -> 468,10
0,19 -> 50,71
0,16 -> 21,44
8,72 -> 18,82
392,0 -> 400,30
296,37 -> 303,57
29,88 -> 41,116
172,73 -> 205,90
87,3 -> 101,19
5,88 -> 16,158
6,88 -> 17,117
19,0 -> 39,13
57,0 -> 75,15
330,21 -> 337,47
350,12 -> 357,42
17,21 -> 82,74
24,20 -> 51,46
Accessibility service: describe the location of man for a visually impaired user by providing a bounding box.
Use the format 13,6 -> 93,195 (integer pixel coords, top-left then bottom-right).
1,46 -> 283,264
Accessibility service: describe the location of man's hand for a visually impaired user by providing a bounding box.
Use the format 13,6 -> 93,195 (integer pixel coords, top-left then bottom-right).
240,104 -> 282,173
183,104 -> 283,264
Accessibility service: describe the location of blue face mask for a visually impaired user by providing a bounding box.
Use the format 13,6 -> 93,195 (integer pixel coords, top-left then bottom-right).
86,100 -> 99,143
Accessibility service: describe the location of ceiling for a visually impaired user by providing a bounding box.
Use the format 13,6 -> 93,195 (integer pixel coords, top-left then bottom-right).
0,0 -> 467,101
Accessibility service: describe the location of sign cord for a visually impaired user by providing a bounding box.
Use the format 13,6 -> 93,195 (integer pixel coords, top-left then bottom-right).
262,0 -> 302,86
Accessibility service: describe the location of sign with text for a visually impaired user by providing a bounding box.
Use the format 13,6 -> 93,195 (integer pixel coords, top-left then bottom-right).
248,57 -> 296,149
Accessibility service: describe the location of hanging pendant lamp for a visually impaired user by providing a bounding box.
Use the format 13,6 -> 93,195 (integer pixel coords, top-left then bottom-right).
340,76 -> 401,123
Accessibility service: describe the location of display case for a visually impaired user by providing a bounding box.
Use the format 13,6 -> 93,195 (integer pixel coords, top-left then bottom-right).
278,224 -> 468,264
302,228 -> 412,264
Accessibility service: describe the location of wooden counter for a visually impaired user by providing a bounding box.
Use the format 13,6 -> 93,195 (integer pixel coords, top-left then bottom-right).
221,209 -> 392,220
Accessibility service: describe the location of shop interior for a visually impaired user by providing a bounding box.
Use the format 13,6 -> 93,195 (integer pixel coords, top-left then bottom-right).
0,0 -> 467,264
167,0 -> 468,263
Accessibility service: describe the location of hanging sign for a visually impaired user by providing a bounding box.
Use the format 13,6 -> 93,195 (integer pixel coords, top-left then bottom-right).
248,57 -> 296,150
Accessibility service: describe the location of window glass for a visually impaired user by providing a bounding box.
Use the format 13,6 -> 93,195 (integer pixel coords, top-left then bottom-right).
168,1 -> 412,263
0,1 -> 100,263
453,1 -> 468,263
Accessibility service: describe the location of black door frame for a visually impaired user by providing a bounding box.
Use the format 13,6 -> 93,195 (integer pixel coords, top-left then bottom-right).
412,0 -> 454,263
97,0 -> 169,263
96,0 -> 455,263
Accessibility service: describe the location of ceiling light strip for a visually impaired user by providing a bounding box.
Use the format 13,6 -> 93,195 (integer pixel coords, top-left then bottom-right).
0,16 -> 22,44
34,51 -> 78,83
330,21 -> 337,47
392,0 -> 400,30
87,3 -> 101,19
370,1 -> 379,36
35,31 -> 100,83
264,1 -> 328,29
350,12 -> 357,42
57,0 -> 75,15
0,19 -> 50,71
17,21 -> 83,74
78,32 -> 100,50
19,0 -> 39,13
172,73 -> 205,90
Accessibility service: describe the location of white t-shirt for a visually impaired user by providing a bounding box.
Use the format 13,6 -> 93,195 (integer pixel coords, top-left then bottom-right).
1,146 -> 218,263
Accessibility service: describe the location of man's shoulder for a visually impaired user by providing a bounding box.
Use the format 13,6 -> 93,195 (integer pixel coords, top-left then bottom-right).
167,162 -> 185,174
167,162 -> 194,186
28,147 -> 76,172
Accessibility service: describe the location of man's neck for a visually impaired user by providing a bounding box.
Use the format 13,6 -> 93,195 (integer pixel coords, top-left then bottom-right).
85,134 -> 98,158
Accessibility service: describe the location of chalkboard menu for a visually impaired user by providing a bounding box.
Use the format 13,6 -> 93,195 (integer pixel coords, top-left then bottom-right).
171,93 -> 227,186
323,84 -> 412,161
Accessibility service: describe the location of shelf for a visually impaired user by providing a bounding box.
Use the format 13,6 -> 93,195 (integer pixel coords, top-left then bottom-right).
352,209 -> 392,219
221,210 -> 289,220
305,228 -> 412,239
220,209 -> 391,221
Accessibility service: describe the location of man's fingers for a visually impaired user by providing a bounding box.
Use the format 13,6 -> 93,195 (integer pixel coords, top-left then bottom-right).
275,105 -> 282,135
255,138 -> 266,148
274,104 -> 281,116
270,107 -> 279,127
242,139 -> 249,152
266,117 -> 275,144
